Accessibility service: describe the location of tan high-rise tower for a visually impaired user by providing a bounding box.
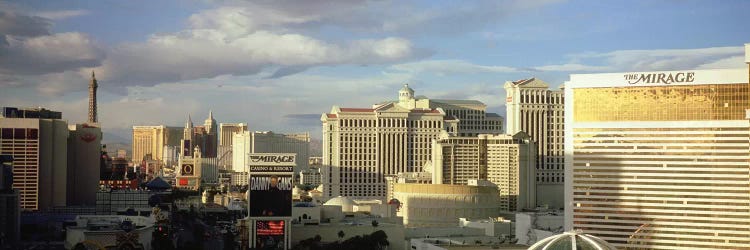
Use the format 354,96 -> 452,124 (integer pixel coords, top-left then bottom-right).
504,78 -> 564,209
88,71 -> 98,124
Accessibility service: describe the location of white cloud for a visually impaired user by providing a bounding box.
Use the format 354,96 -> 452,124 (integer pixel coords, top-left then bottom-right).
34,10 -> 89,20
390,60 -> 517,75
572,46 -> 744,71
696,55 -> 746,69
533,63 -> 612,72
95,20 -> 425,89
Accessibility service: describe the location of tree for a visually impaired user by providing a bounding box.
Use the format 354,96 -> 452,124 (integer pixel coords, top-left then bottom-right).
337,230 -> 345,241
370,230 -> 389,250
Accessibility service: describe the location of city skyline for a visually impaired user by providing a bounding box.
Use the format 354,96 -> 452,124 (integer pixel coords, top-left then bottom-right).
1,0 -> 749,142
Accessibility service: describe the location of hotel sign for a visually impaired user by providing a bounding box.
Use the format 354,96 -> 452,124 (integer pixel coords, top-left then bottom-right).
247,153 -> 296,166
624,72 -> 695,85
250,155 -> 294,164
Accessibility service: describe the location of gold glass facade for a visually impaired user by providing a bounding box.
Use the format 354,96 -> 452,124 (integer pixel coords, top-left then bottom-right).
573,84 -> 748,122
571,126 -> 750,249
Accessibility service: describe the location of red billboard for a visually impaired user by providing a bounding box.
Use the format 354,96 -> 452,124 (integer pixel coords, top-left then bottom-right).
255,220 -> 285,249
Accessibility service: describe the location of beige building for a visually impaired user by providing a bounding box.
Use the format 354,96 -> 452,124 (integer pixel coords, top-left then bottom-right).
565,45 -> 750,249
432,132 -> 537,211
393,182 -> 501,227
66,124 -> 102,206
0,111 -> 68,210
131,125 -> 181,163
219,123 -> 247,146
231,131 -> 310,173
176,146 -> 203,190
384,171 -> 432,202
218,123 -> 247,170
504,78 -> 565,209
321,84 -> 503,199
299,167 -> 322,186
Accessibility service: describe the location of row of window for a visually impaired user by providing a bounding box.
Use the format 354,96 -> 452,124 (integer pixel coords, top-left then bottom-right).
0,128 -> 39,140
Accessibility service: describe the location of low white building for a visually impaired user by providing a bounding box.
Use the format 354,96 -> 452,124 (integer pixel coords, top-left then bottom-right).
290,200 -> 405,250
65,215 -> 155,250
515,211 -> 564,246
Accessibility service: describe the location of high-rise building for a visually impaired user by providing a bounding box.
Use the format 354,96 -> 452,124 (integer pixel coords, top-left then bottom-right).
66,124 -> 102,206
176,111 -> 220,189
565,47 -> 750,249
321,84 -> 504,199
0,155 -> 20,247
218,123 -> 247,170
505,78 -> 565,208
202,111 -> 218,158
431,132 -> 537,211
88,71 -> 98,124
219,123 -> 248,146
131,125 -> 182,163
231,131 -> 310,173
0,107 -> 68,211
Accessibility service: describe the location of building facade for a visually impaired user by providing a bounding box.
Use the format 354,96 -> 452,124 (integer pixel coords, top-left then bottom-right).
299,167 -> 322,186
432,132 -> 537,211
66,124 -> 102,206
393,182 -> 501,227
505,78 -> 565,209
0,110 -> 68,211
564,49 -> 750,249
0,155 -> 20,247
131,125 -> 182,163
219,123 -> 248,146
321,84 -> 504,199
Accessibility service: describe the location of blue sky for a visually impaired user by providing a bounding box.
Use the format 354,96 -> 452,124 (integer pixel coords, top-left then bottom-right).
1,0 -> 749,142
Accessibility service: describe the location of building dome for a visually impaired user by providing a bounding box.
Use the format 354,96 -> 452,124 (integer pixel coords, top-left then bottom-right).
399,83 -> 415,102
528,230 -> 617,250
323,196 -> 356,212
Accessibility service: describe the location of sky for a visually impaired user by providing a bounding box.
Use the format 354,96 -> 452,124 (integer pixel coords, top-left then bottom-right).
1,0 -> 749,142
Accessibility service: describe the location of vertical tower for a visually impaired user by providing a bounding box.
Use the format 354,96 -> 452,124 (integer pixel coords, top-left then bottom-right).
203,111 -> 218,157
504,78 -> 565,209
88,71 -> 98,124
204,110 -> 217,135
184,115 -> 193,139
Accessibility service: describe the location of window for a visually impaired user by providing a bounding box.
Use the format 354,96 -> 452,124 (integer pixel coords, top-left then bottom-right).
14,128 -> 26,139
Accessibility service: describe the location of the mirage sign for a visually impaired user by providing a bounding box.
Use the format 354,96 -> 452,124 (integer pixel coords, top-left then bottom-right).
624,72 -> 695,85
247,153 -> 296,167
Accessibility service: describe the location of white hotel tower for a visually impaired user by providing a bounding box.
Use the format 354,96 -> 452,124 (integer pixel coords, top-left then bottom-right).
564,43 -> 750,249
321,84 -> 503,199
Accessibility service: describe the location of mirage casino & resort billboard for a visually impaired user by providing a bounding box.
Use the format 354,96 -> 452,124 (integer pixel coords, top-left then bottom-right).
248,153 -> 294,217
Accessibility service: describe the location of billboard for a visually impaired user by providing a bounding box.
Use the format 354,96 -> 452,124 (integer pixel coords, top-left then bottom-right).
249,153 -> 295,218
249,174 -> 292,217
255,220 -> 285,249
